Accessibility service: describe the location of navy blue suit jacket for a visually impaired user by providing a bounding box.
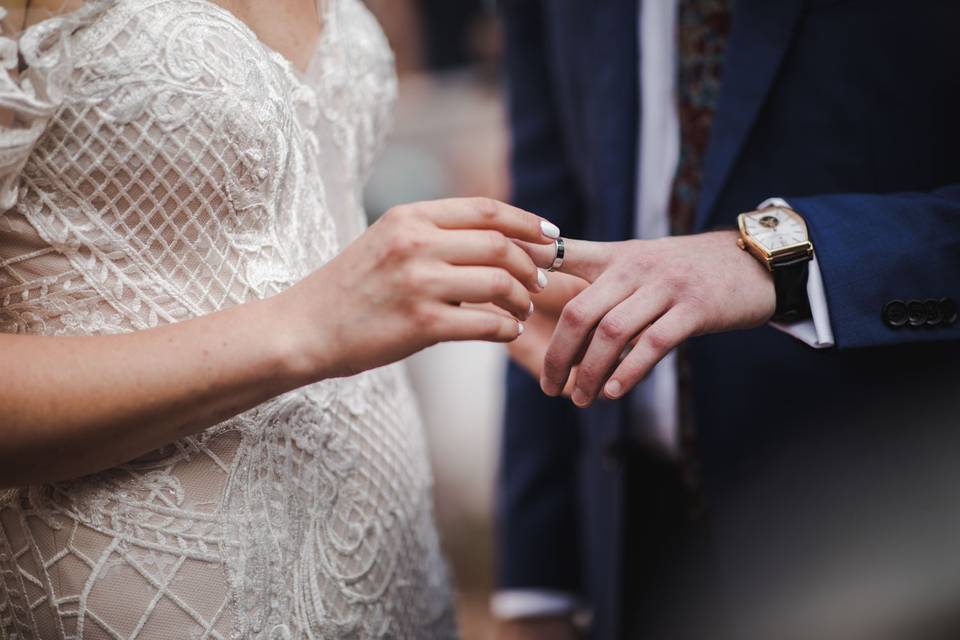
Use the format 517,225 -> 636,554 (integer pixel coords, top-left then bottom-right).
496,1 -> 960,638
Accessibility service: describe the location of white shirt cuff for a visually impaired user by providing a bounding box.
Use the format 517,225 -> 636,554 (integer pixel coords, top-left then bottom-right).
490,590 -> 577,620
760,198 -> 836,349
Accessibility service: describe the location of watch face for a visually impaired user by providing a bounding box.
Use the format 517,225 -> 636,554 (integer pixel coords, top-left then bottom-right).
743,207 -> 809,252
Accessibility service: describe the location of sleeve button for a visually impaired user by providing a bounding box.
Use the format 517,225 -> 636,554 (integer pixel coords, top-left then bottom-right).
883,300 -> 908,327
924,299 -> 943,326
907,300 -> 927,327
941,297 -> 958,326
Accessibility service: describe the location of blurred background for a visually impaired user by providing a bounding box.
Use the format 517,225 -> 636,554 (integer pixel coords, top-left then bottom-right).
355,5 -> 960,640
362,1 -> 507,637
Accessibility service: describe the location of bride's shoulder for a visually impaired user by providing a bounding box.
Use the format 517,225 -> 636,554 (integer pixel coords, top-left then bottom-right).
20,0 -> 298,119
16,0 -> 283,83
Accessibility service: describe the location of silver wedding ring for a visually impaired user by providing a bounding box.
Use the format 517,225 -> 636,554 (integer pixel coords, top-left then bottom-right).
548,237 -> 565,272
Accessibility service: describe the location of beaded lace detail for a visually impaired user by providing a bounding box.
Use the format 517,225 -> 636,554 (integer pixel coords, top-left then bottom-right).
0,1 -> 457,637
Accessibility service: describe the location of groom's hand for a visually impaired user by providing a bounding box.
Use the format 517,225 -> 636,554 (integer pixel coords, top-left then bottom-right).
521,231 -> 776,407
506,271 -> 588,396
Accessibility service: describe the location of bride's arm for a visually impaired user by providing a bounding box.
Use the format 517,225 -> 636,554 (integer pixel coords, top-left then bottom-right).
0,296 -> 303,486
0,198 -> 557,488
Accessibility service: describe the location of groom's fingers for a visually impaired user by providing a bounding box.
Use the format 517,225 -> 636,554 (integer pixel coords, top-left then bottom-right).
513,238 -> 611,283
569,288 -> 671,408
602,305 -> 701,400
540,270 -> 636,396
422,198 -> 557,244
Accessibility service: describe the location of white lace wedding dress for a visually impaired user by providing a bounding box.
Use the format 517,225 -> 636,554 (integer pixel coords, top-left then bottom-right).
0,0 -> 458,637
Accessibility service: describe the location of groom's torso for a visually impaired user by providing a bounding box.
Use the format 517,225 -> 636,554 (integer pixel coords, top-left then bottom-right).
540,0 -> 960,235
536,0 -> 960,636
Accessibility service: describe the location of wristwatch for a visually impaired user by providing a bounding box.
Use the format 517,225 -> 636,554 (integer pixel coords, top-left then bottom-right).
736,205 -> 814,323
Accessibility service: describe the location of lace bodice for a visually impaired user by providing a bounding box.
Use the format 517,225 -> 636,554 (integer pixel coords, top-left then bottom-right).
0,1 -> 456,637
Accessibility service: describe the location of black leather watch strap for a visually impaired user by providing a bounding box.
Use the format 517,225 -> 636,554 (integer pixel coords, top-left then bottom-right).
771,255 -> 811,323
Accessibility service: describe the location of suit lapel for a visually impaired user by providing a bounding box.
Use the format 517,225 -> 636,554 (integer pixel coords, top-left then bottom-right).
695,0 -> 805,229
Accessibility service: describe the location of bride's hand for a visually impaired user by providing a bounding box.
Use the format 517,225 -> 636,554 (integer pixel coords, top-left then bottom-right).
278,198 -> 560,379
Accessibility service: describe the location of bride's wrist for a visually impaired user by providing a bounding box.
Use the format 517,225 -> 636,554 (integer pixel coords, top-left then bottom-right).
256,291 -> 336,387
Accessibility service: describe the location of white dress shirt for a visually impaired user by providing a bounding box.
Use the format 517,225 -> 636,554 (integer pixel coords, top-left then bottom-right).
492,0 -> 835,620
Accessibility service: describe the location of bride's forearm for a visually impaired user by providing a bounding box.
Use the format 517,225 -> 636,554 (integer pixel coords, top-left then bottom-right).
0,295 -> 317,487
0,197 -> 554,488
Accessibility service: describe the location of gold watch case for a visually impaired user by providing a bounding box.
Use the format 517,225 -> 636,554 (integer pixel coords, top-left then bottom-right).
736,206 -> 813,271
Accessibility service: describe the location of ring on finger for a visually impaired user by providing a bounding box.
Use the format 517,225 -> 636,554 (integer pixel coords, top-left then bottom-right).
548,237 -> 565,272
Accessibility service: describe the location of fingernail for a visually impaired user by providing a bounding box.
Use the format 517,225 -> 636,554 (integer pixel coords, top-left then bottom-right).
540,376 -> 559,396
527,301 -> 535,318
517,322 -> 524,335
537,269 -> 548,289
540,220 -> 560,239
571,387 -> 588,407
605,380 -> 622,398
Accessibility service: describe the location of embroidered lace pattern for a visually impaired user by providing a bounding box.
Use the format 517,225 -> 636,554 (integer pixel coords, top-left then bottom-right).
0,1 -> 457,637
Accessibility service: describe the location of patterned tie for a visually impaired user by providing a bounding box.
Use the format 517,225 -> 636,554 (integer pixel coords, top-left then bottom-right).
670,0 -> 733,235
669,0 -> 732,503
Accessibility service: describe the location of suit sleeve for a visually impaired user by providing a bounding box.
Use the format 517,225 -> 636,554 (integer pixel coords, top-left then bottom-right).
791,185 -> 960,348
495,0 -> 586,595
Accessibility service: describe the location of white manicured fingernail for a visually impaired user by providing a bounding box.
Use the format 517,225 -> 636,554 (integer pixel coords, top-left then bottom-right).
517,322 -> 525,335
540,220 -> 560,239
537,269 -> 548,289
605,380 -> 622,398
527,301 -> 535,318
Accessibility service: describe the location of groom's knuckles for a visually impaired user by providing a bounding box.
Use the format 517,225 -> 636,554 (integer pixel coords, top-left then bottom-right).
544,302 -> 595,380
558,298 -> 591,332
578,349 -> 619,400
608,353 -> 650,397
611,333 -> 668,391
596,311 -> 630,342
542,342 -> 576,389
642,323 -> 674,354
578,317 -> 632,395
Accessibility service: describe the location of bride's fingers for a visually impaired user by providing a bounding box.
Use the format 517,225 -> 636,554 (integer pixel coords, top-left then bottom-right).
433,304 -> 524,343
434,266 -> 533,320
420,198 -> 558,244
513,238 -> 610,283
436,230 -> 543,292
